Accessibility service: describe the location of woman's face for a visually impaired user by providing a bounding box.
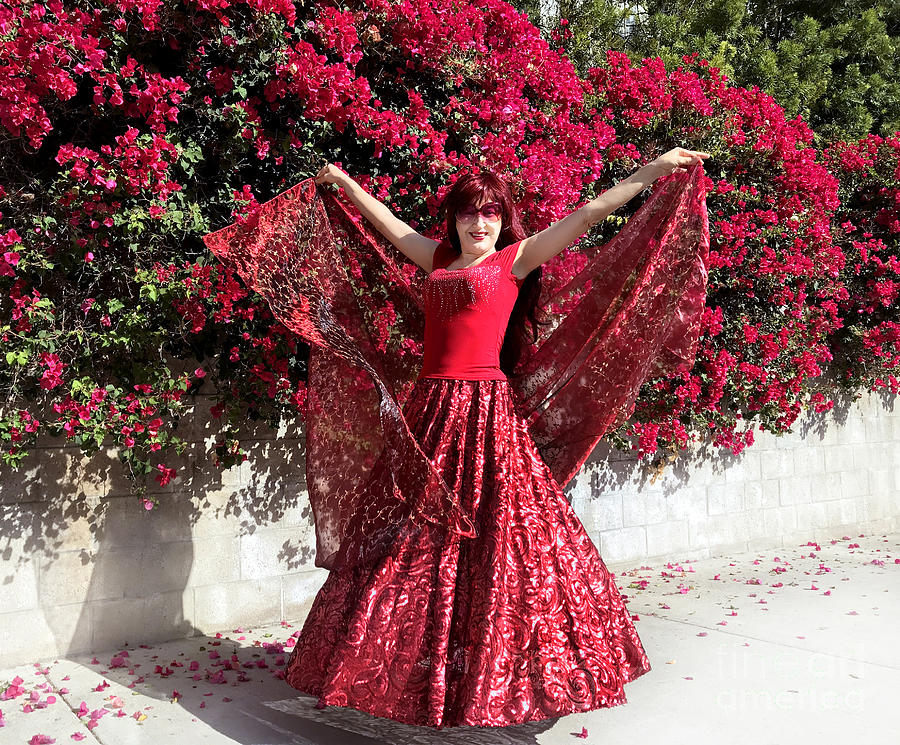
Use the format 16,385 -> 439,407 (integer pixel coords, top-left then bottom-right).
455,196 -> 503,252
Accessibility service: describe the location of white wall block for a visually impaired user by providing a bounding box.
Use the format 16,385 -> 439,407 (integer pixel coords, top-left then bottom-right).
723,450 -> 761,484
645,520 -> 690,557
664,485 -> 708,521
598,526 -> 647,563
240,526 -> 317,580
792,446 -> 825,477
763,505 -> 798,537
0,610 -> 64,664
796,502 -> 829,531
742,481 -> 764,510
707,483 -> 744,516
582,492 -> 624,532
835,415 -> 866,444
90,590 -> 195,651
283,569 -> 329,622
822,444 -> 854,473
193,578 -> 281,630
864,417 -> 892,442
760,478 -> 781,508
0,548 -> 39,613
186,536 -> 241,587
38,551 -> 97,606
623,491 -> 667,527
761,448 -> 795,479
777,474 -> 813,505
839,469 -> 869,499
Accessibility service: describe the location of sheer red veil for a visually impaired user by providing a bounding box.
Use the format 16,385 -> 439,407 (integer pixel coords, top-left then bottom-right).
202,165 -> 710,570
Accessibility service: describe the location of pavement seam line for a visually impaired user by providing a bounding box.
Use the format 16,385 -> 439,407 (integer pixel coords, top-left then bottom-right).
39,662 -> 103,744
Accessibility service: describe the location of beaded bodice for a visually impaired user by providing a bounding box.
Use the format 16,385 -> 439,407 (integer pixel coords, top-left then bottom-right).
419,239 -> 524,380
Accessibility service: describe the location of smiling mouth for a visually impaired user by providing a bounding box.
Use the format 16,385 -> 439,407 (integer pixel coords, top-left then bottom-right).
470,233 -> 487,239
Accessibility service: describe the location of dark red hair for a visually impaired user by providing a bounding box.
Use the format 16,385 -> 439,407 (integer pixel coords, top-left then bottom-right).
439,169 -> 550,377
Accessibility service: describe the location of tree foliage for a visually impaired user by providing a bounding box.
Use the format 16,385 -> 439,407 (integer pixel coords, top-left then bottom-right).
521,0 -> 900,145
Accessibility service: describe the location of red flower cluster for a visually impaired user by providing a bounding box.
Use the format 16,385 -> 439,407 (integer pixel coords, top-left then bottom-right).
56,128 -> 181,200
823,134 -> 900,393
0,1 -> 107,149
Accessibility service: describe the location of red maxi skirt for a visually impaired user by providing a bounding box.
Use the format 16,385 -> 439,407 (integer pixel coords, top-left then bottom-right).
283,377 -> 651,729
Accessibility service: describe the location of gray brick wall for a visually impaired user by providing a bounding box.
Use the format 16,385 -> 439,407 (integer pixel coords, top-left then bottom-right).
567,388 -> 900,564
1,388 -> 897,667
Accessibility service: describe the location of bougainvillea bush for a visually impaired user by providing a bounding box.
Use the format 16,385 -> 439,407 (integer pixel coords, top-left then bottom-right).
1,0 -> 897,505
822,134 -> 900,396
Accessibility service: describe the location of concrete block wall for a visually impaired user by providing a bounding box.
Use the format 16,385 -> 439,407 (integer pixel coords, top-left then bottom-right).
567,388 -> 900,564
0,395 -> 326,669
1,387 -> 898,668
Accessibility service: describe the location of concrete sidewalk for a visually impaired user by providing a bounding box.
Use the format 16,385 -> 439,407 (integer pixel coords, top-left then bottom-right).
1,531 -> 896,745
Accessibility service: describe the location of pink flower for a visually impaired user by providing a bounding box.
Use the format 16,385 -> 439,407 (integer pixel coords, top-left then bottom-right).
38,353 -> 65,390
0,228 -> 20,247
154,464 -> 176,487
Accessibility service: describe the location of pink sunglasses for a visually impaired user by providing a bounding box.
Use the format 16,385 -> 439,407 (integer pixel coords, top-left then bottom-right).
456,202 -> 502,223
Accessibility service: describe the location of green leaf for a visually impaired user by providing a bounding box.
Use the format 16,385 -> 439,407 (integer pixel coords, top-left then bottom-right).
140,285 -> 159,301
182,145 -> 203,163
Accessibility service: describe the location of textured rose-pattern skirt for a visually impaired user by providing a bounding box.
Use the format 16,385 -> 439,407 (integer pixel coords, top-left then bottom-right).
284,377 -> 651,729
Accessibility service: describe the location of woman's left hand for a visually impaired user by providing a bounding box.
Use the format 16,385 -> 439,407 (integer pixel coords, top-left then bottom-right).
647,147 -> 712,178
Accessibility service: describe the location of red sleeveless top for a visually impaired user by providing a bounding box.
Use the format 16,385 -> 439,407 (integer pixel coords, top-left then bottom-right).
418,238 -> 524,380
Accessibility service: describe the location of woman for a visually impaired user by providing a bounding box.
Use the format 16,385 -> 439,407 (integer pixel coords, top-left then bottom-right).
277,148 -> 710,729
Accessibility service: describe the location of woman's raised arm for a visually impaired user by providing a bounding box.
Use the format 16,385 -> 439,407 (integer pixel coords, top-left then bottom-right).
511,148 -> 711,278
315,163 -> 439,272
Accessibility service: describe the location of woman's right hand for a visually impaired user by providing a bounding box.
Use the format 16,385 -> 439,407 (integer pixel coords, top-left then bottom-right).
314,162 -> 349,187
647,147 -> 711,178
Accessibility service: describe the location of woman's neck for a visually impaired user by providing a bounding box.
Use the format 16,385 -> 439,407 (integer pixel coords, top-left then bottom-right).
456,245 -> 494,261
